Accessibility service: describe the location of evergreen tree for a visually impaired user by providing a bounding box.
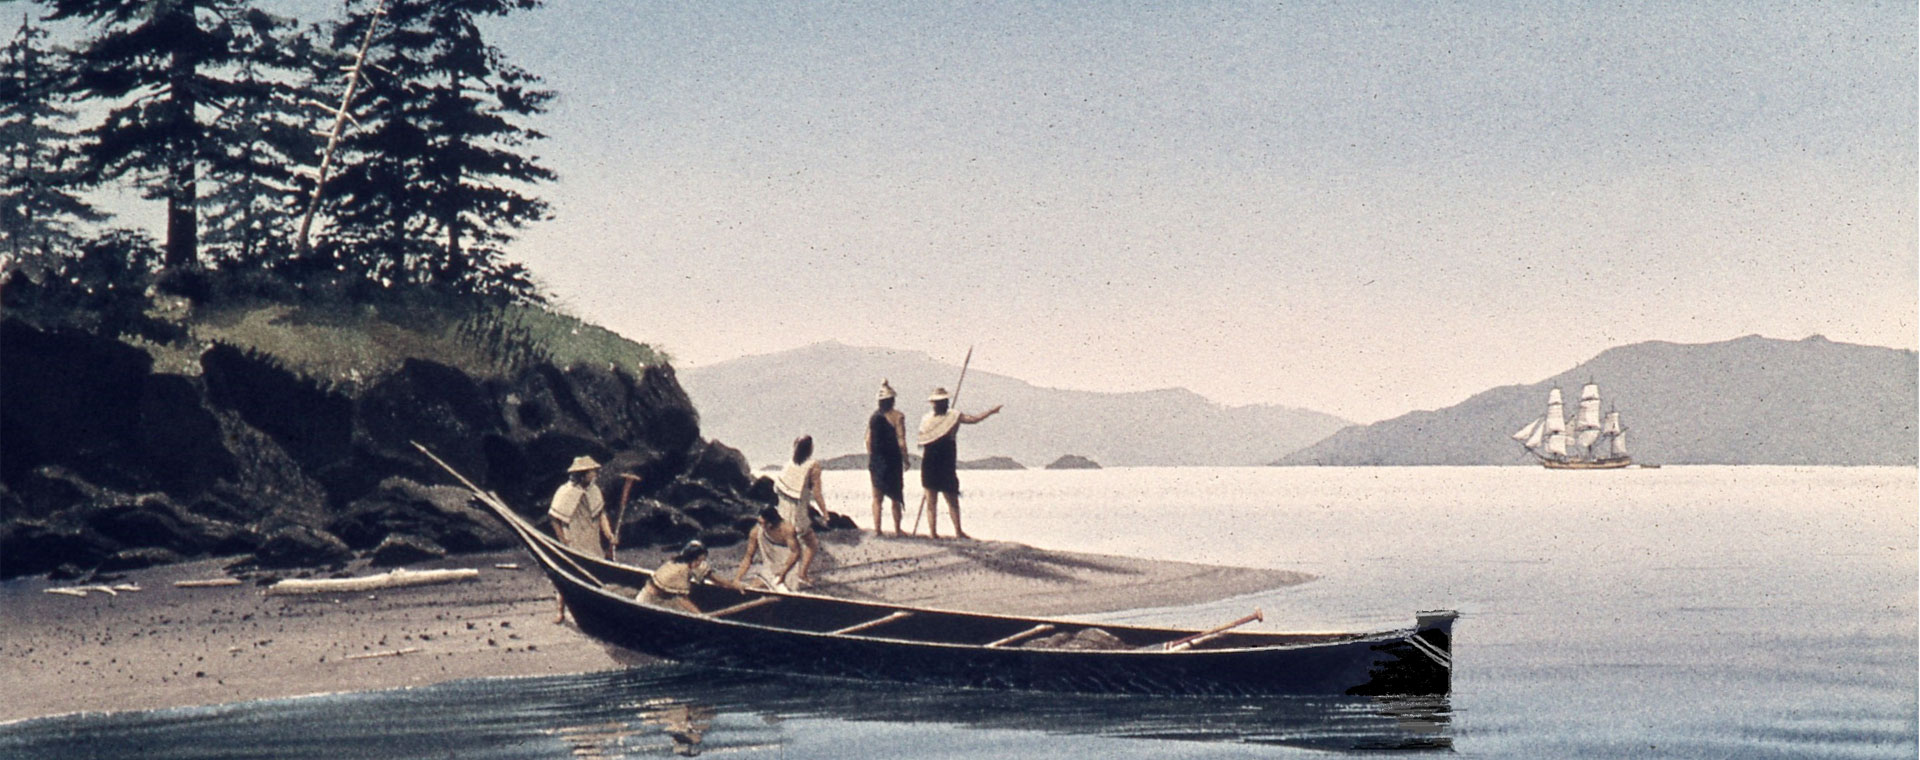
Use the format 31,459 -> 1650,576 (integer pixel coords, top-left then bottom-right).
48,0 -> 316,273
318,0 -> 553,301
0,16 -> 104,270
199,8 -> 324,266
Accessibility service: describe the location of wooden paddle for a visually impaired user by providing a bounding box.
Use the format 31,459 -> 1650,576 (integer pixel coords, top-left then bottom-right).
611,472 -> 641,551
1163,608 -> 1265,651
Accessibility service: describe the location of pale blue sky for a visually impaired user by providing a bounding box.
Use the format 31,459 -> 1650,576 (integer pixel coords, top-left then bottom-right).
88,2 -> 1920,421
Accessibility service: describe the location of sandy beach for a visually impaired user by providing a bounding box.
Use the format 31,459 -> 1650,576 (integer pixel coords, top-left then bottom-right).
0,530 -> 1310,723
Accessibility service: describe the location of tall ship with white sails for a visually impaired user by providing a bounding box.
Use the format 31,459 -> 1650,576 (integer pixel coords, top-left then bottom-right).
1512,382 -> 1632,469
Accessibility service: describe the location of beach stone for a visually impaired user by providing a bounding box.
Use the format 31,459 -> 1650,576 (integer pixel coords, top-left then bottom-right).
677,497 -> 738,529
822,511 -> 858,531
253,525 -> 351,568
744,476 -> 776,506
624,505 -> 700,548
694,526 -> 744,549
368,534 -> 447,567
0,520 -> 118,578
84,492 -> 246,555
6,466 -> 100,520
331,478 -> 513,553
684,441 -> 753,492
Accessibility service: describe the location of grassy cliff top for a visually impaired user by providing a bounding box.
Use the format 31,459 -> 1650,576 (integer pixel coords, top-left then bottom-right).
146,298 -> 666,388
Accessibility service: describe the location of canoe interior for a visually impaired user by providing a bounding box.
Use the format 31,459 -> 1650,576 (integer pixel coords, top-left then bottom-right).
493,501 -> 1363,652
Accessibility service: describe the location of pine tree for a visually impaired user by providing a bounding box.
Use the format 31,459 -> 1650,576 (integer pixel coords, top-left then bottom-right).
49,0 -> 317,273
317,0 -> 553,301
199,8 -> 324,266
0,16 -> 105,270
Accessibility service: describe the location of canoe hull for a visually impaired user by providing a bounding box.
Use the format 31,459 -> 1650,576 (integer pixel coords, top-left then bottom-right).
449,461 -> 1454,697
554,576 -> 1453,696
1541,456 -> 1634,470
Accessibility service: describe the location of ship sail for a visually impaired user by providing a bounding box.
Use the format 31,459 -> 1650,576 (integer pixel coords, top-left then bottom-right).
1544,389 -> 1567,434
1577,428 -> 1601,449
1546,432 -> 1569,457
1611,430 -> 1629,457
1512,418 -> 1541,442
1576,383 -> 1602,430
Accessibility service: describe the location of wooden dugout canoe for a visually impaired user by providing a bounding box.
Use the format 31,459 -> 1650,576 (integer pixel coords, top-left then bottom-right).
478,494 -> 1455,697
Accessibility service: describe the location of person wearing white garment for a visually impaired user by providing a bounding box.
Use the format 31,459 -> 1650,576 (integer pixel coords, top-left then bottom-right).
772,435 -> 825,587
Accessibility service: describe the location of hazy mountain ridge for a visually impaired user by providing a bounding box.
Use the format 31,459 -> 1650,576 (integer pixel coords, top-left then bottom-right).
1277,335 -> 1917,466
679,341 -> 1352,469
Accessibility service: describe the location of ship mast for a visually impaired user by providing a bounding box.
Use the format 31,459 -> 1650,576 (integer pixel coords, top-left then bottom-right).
1574,382 -> 1604,461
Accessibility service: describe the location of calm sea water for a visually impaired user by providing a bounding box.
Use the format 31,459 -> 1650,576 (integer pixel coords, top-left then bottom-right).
4,466 -> 1914,758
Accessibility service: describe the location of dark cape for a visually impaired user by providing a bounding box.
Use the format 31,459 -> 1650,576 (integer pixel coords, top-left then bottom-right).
867,410 -> 905,501
920,431 -> 959,494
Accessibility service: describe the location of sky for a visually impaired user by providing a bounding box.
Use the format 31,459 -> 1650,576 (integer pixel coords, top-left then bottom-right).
80,1 -> 1920,422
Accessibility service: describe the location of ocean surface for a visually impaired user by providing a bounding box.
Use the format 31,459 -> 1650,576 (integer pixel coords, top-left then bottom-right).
4,466 -> 1914,758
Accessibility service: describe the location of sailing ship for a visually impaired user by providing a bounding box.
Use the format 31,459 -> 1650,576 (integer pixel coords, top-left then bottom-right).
1512,382 -> 1631,469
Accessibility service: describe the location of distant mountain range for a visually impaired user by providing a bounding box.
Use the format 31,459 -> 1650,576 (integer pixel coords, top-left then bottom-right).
678,342 -> 1352,469
1277,335 -> 1917,466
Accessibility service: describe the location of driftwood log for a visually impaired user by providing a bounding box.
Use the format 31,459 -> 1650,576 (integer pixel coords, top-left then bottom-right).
263,568 -> 479,596
174,578 -> 244,588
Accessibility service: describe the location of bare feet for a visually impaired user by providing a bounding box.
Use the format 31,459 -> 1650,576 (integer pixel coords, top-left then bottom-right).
553,614 -> 566,624
955,531 -> 970,540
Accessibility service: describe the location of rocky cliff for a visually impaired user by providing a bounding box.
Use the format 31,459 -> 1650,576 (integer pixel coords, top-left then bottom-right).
0,318 -> 780,579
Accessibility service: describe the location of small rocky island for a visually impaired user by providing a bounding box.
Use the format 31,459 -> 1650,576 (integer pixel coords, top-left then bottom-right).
1044,455 -> 1102,470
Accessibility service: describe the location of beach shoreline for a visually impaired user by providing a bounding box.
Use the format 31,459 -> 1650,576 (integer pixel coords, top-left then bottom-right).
0,530 -> 1311,724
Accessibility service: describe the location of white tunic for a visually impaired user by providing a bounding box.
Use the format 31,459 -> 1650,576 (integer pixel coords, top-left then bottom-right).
547,481 -> 606,557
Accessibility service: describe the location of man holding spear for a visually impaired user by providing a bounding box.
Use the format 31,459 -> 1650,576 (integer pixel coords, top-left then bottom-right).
916,350 -> 1002,539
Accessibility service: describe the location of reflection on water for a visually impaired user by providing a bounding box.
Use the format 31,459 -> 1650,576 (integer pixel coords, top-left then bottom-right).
0,664 -> 1450,759
550,698 -> 720,758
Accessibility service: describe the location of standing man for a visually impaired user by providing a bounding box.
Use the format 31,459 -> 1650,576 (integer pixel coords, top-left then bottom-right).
548,455 -> 614,623
866,379 -> 910,536
917,388 -> 1001,539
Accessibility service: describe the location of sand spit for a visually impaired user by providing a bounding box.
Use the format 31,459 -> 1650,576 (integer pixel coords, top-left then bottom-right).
0,531 -> 1310,723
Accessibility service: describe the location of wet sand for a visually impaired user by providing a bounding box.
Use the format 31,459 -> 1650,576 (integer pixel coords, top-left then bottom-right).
0,530 -> 1311,723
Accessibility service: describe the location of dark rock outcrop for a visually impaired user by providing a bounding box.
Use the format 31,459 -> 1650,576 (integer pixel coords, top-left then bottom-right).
368,534 -> 448,567
1044,455 -> 1101,470
253,526 -> 352,569
0,317 -> 792,578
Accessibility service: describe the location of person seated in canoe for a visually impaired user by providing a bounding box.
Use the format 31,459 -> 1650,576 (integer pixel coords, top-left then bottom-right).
638,541 -> 739,614
772,435 -> 825,588
732,506 -> 802,592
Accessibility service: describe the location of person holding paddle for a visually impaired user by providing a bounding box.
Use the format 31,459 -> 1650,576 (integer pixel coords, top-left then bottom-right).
917,388 -> 1001,539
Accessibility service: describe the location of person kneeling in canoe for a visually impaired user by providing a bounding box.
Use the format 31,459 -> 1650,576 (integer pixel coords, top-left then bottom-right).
733,506 -> 802,592
639,541 -> 739,614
